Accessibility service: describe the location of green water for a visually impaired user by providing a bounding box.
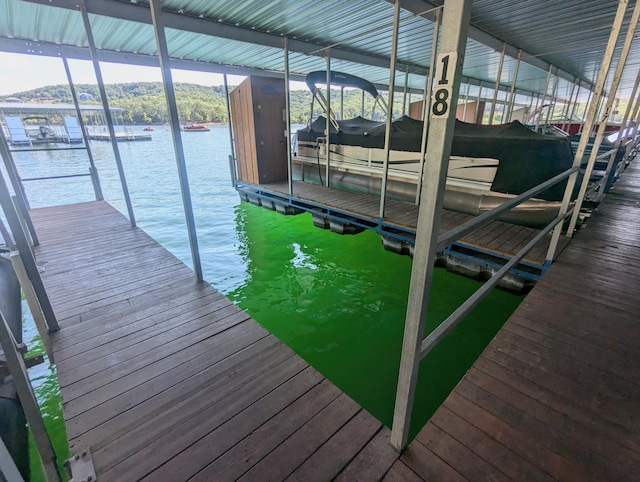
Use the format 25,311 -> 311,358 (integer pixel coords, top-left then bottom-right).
23,308 -> 69,481
13,126 -> 524,478
228,203 -> 523,440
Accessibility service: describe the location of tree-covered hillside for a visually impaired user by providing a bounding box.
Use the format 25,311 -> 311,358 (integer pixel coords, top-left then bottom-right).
4,81 -> 415,125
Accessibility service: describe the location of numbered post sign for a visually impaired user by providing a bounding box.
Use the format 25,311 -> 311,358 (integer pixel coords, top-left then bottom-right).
431,52 -> 458,118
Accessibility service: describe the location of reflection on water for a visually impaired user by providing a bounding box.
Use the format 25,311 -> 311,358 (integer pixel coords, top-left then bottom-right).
14,126 -> 524,478
228,202 -> 524,439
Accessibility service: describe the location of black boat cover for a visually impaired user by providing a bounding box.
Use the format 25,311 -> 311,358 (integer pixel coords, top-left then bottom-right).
297,116 -> 575,201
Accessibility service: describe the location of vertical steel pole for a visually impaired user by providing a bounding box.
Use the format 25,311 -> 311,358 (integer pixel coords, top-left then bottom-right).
283,37 -> 293,197
361,90 -> 365,117
545,70 -> 560,126
378,0 -> 401,220
149,0 -> 203,282
563,80 -> 581,133
0,128 -> 31,212
559,79 -> 576,130
475,82 -> 483,123
223,72 -> 237,188
78,0 -> 136,227
627,82 -> 640,141
326,51 -> 331,187
566,0 -> 640,234
535,65 -> 553,131
578,88 -> 594,134
506,49 -> 522,122
402,64 -> 410,115
461,80 -> 471,121
61,56 -> 103,201
546,0 -> 629,261
391,0 -> 472,451
0,311 -> 61,482
615,70 -> 640,145
0,169 -> 58,331
489,43 -> 506,125
415,6 -> 441,204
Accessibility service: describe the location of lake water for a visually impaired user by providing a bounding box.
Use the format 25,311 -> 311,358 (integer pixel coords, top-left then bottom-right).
12,125 -> 524,479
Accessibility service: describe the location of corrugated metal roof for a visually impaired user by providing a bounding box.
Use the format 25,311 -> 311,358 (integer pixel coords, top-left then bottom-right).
0,0 -> 638,100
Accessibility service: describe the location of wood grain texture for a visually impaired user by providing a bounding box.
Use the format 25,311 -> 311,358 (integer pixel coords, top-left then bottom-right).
30,201 -> 397,481
401,159 -> 640,481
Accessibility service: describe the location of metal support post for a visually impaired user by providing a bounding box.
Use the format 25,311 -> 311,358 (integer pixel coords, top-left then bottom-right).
578,88 -> 594,134
361,90 -> 365,117
461,80 -> 471,121
415,6 -> 441,204
605,70 -> 640,182
475,82 -> 483,123
391,0 -> 472,451
0,138 -> 38,246
9,251 -> 53,362
489,43 -> 506,124
78,0 -> 136,227
0,129 -> 31,212
402,64 -> 409,115
378,0 -> 401,220
563,80 -> 581,133
149,0 -> 203,282
535,65 -> 553,131
0,435 -> 24,482
546,0 -> 629,262
0,172 -> 58,331
326,51 -> 331,187
506,49 -> 521,122
0,311 -> 61,482
628,88 -> 640,140
61,56 -> 103,201
560,79 -> 577,129
283,37 -> 294,197
567,0 -> 640,234
545,70 -> 560,126
223,73 -> 237,188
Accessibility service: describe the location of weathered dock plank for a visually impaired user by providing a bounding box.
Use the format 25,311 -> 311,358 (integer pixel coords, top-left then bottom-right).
390,159 -> 640,480
30,201 -> 397,481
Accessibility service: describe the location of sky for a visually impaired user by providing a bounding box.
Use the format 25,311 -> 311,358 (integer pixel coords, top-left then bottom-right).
0,51 -> 307,96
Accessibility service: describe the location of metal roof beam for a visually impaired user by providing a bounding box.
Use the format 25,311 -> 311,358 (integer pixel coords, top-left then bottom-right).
393,0 -> 595,90
21,0 -> 429,76
0,37 -> 309,81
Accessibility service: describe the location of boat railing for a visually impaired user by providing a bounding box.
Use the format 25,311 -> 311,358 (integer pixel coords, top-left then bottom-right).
418,170 -> 578,361
391,163 -> 580,449
392,124 -> 640,449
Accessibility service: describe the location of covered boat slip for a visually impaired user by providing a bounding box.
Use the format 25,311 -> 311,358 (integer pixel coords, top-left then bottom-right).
30,201 -> 399,480
240,180 -> 571,269
389,154 -> 640,480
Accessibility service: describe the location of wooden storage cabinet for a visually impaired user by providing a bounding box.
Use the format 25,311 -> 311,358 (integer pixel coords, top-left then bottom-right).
230,76 -> 288,185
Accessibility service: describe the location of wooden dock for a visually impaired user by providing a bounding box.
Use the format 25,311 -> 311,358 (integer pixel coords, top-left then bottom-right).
240,180 -> 570,270
27,159 -> 639,480
31,201 -> 399,481
389,159 -> 640,480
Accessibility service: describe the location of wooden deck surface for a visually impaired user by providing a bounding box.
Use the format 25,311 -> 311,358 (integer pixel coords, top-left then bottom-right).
31,201 -> 398,481
258,180 -> 569,265
391,159 -> 640,480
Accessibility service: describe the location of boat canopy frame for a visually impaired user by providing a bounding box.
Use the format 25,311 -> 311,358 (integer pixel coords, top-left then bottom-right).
306,70 -> 389,131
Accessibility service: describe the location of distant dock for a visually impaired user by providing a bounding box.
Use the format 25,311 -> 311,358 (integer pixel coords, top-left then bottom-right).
86,132 -> 152,142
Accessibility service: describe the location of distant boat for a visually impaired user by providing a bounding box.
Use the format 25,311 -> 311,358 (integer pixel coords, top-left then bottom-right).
143,126 -> 154,131
181,124 -> 210,132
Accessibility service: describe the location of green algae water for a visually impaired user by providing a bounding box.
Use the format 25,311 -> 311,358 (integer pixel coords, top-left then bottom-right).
228,203 -> 523,439
10,125 -> 523,478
